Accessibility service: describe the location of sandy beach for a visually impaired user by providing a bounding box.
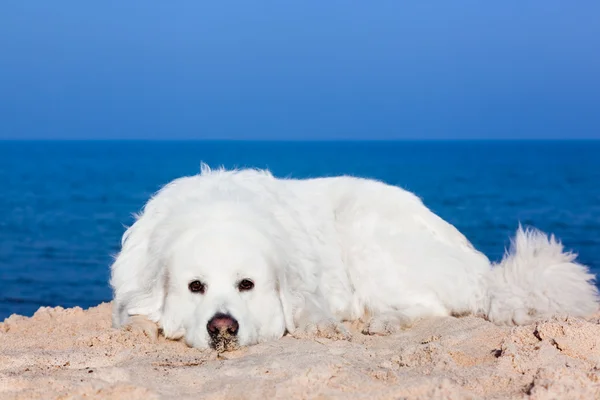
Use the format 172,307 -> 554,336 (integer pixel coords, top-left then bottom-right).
1,303 -> 600,399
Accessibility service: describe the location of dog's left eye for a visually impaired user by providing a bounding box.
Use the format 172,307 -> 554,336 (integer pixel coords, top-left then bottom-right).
238,279 -> 254,292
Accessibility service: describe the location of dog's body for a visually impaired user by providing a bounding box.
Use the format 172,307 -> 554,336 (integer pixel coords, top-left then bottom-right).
110,166 -> 599,350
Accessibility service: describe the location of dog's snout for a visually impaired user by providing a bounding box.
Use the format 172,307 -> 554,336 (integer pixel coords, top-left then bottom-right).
207,313 -> 239,336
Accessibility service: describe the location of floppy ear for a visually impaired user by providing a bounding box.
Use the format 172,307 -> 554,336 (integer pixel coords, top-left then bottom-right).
110,174 -> 201,329
276,255 -> 338,335
269,198 -> 336,335
110,212 -> 167,329
277,270 -> 299,333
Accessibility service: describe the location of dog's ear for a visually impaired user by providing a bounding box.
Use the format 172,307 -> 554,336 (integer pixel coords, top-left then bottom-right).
277,270 -> 299,333
276,255 -> 336,335
110,212 -> 167,329
111,175 -> 203,329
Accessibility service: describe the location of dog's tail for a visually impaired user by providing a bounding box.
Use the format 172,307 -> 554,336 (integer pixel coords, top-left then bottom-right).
483,226 -> 599,325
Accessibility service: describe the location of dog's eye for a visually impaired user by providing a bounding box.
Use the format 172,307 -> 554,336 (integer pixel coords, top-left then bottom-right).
238,279 -> 254,292
188,280 -> 206,294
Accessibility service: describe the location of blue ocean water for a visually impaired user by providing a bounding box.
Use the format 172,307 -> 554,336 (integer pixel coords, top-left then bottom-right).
1,140 -> 599,320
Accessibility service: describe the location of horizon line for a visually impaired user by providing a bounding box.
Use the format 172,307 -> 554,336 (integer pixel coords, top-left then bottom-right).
1,138 -> 599,142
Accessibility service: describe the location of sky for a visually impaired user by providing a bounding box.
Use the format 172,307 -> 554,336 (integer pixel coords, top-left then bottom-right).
0,2 -> 599,140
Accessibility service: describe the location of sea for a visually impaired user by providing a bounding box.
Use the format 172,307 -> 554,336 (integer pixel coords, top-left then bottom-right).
1,140 -> 599,320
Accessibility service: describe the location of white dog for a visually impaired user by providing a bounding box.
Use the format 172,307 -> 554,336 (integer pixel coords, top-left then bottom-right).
110,165 -> 599,351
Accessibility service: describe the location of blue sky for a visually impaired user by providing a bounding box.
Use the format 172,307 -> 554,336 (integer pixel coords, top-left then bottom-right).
1,2 -> 599,140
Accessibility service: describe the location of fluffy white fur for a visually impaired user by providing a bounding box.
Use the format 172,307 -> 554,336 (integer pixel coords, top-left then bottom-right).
110,165 -> 599,349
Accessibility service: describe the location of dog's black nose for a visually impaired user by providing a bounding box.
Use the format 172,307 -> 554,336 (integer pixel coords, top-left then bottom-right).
207,313 -> 239,336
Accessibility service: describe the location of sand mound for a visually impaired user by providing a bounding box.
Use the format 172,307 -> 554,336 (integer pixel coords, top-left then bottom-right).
1,303 -> 600,399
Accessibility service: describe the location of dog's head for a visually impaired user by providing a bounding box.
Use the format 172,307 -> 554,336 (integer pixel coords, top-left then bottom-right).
160,210 -> 291,350
111,201 -> 299,350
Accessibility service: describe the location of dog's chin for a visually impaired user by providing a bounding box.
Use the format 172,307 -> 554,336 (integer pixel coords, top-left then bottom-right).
183,326 -> 259,351
210,332 -> 240,353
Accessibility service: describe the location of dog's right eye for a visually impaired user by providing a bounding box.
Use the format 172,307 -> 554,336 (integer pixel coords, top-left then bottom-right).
188,280 -> 206,294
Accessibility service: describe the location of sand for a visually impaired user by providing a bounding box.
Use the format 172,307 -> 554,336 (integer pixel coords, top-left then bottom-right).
1,303 -> 600,400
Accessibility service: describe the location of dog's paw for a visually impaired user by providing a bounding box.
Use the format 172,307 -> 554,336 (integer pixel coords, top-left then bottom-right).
124,315 -> 159,341
292,318 -> 352,341
486,307 -> 538,326
362,314 -> 410,336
